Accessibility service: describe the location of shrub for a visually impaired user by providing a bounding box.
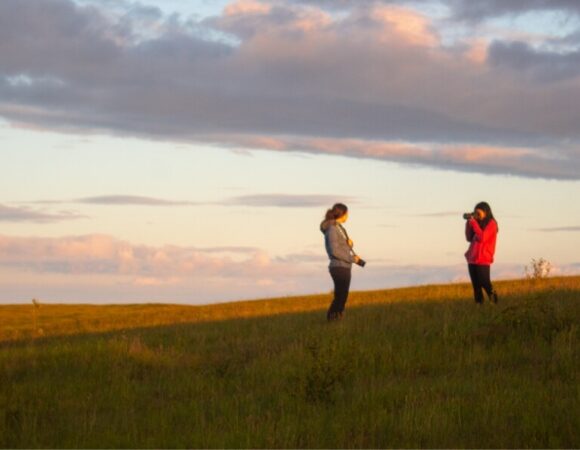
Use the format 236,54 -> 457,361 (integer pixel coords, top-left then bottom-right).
525,258 -> 553,280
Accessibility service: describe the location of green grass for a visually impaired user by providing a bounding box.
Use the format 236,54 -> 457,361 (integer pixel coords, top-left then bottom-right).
1,277 -> 579,448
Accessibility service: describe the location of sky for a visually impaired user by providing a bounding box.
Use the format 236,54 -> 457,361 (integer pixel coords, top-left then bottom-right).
1,0 -> 579,304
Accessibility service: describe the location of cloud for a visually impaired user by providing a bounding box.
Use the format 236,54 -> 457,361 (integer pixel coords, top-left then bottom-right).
196,246 -> 261,253
534,226 -> 580,232
0,232 -> 325,302
275,252 -> 326,263
226,194 -> 357,207
1,0 -> 579,179
414,211 -> 459,218
225,0 -> 271,17
1,231 -> 579,303
0,233 -> 284,278
488,40 -> 580,83
219,135 -> 580,179
284,0 -> 580,19
76,195 -> 196,206
0,203 -> 85,223
447,0 -> 580,20
30,193 -> 353,208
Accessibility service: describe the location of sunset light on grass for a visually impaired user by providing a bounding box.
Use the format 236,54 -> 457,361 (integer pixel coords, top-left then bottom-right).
1,0 -> 579,304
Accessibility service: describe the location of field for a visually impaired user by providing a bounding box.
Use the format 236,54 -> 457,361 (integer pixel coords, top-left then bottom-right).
1,276 -> 579,448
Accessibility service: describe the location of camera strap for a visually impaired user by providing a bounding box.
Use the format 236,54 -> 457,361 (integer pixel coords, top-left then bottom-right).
336,223 -> 349,243
337,223 -> 357,256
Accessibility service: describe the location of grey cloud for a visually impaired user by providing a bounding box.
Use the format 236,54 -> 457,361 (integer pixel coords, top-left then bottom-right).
0,204 -> 85,223
535,226 -> 580,232
489,41 -> 580,83
551,30 -> 580,47
447,0 -> 580,20
0,0 -> 121,74
1,0 -> 580,179
28,193 -> 354,209
413,211 -> 459,218
36,194 -> 348,208
76,195 -> 196,206
227,194 -> 356,208
285,0 -> 580,18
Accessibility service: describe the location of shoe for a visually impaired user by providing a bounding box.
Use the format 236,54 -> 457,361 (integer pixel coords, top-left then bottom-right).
491,291 -> 498,304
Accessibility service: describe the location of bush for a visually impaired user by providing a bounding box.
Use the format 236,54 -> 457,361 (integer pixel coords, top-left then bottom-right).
525,258 -> 553,280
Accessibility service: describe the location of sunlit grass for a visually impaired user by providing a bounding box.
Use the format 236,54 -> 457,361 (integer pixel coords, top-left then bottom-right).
0,276 -> 578,448
2,276 -> 577,343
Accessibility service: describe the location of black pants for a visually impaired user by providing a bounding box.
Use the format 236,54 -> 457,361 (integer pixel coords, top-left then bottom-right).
328,266 -> 351,318
468,264 -> 494,304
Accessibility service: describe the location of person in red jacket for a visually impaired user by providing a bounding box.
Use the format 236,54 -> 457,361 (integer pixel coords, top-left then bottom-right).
465,201 -> 499,304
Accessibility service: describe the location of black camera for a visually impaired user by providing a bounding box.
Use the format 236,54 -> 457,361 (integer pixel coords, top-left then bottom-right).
355,258 -> 366,267
463,212 -> 474,220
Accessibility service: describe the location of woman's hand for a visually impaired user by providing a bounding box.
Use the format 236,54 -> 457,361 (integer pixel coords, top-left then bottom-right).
353,255 -> 361,264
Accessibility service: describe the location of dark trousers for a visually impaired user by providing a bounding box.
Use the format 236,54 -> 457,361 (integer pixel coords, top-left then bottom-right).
468,264 -> 494,304
328,267 -> 351,318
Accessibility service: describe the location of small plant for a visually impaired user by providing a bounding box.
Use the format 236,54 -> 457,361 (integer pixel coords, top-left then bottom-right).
525,258 -> 553,280
291,340 -> 348,405
31,298 -> 42,337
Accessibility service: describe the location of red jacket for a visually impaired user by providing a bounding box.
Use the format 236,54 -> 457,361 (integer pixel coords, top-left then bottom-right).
465,218 -> 497,265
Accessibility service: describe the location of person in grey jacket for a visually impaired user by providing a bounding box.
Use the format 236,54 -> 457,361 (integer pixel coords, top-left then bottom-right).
320,203 -> 362,321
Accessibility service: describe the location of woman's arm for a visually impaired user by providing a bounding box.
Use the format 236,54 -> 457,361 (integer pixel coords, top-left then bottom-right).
465,220 -> 475,242
469,218 -> 497,242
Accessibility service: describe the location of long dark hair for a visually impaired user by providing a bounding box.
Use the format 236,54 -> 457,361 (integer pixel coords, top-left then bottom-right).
325,203 -> 348,221
474,201 -> 497,230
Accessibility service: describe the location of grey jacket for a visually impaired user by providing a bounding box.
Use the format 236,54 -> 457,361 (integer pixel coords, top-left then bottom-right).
321,220 -> 354,268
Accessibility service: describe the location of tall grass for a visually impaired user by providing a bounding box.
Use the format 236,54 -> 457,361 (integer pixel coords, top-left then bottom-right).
1,276 -> 578,448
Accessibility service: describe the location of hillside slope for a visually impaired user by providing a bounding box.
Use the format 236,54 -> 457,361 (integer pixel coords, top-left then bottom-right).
2,276 -> 578,342
1,276 -> 579,448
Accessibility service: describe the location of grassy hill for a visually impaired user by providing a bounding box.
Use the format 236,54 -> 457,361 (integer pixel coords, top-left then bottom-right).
1,276 -> 579,448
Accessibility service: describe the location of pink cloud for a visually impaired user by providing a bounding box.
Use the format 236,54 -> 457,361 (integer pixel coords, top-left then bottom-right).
1,0 -> 579,180
209,134 -> 575,178
370,5 -> 440,48
1,233 -> 578,303
440,145 -> 535,162
0,233 -> 315,282
224,0 -> 271,17
0,233 -> 325,302
465,39 -> 489,64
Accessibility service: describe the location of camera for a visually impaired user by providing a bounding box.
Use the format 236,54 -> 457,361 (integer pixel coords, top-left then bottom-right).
463,212 -> 474,220
355,258 -> 366,267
